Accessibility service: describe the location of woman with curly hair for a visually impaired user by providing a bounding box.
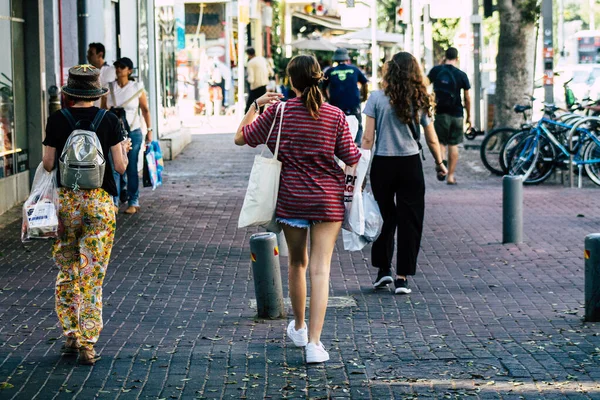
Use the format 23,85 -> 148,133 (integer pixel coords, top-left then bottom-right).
361,51 -> 447,294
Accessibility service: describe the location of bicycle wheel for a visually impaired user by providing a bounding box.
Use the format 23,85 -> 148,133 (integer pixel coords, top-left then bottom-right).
507,134 -> 539,181
500,129 -> 530,174
523,136 -> 556,185
583,139 -> 600,186
480,128 -> 517,175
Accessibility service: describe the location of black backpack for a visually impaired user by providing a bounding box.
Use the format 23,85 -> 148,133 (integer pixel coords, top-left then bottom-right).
433,65 -> 458,109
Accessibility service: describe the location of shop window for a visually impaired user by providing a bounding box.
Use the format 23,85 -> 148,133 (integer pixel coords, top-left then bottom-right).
0,1 -> 15,178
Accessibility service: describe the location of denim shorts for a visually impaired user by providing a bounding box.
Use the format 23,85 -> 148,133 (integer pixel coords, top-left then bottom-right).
276,218 -> 320,229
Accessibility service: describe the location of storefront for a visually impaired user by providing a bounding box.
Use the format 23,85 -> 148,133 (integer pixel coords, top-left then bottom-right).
0,0 -> 30,215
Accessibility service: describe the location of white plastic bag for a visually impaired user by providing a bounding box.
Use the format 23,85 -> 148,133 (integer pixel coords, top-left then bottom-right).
345,115 -> 359,142
342,149 -> 371,234
342,191 -> 383,251
362,192 -> 383,242
238,102 -> 285,229
21,163 -> 59,242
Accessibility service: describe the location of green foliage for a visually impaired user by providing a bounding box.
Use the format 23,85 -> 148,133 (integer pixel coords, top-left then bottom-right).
517,0 -> 541,25
432,19 -> 460,63
270,0 -> 287,79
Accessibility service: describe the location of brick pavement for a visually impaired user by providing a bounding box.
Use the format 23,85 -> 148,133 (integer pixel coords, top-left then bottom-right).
0,133 -> 599,399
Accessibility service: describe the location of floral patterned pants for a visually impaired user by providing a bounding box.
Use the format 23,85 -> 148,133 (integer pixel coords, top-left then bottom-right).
53,188 -> 116,350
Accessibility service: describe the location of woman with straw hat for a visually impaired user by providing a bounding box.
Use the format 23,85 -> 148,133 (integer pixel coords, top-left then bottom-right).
42,64 -> 131,365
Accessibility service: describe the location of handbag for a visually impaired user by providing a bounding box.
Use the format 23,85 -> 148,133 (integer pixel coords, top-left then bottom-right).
238,102 -> 286,229
109,82 -> 144,134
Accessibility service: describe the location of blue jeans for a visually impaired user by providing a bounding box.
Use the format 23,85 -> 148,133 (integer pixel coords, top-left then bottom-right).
110,154 -> 126,207
126,129 -> 143,207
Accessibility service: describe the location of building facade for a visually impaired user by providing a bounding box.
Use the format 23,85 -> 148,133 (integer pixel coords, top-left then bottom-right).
0,0 -> 179,216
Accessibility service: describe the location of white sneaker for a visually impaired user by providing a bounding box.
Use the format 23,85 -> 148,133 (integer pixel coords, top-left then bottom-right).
286,320 -> 308,347
306,342 -> 330,363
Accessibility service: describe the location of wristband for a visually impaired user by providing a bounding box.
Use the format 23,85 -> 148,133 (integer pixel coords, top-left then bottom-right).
253,100 -> 259,112
147,128 -> 153,132
435,161 -> 444,166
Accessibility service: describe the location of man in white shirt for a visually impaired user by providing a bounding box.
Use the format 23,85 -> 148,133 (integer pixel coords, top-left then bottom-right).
87,43 -> 116,107
245,47 -> 273,113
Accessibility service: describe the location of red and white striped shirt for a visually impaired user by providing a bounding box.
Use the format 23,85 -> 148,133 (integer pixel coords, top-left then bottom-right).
243,97 -> 361,221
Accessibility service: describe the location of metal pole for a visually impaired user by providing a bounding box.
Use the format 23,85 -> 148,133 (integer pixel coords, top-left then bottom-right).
585,233 -> 600,322
237,21 -> 246,117
403,0 -> 412,52
77,0 -> 88,64
542,0 -> 554,104
412,0 -> 421,63
370,0 -> 378,91
502,175 -> 523,244
423,4 -> 434,71
472,0 -> 482,130
249,232 -> 285,319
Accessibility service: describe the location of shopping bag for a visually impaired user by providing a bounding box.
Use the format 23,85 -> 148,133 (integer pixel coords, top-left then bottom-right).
342,228 -> 369,251
148,140 -> 164,186
362,192 -> 383,242
342,148 -> 371,234
238,102 -> 286,228
342,191 -> 382,251
143,150 -> 159,190
21,163 -> 60,242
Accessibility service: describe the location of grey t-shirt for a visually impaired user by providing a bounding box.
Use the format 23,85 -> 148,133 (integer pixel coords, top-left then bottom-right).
363,90 -> 431,157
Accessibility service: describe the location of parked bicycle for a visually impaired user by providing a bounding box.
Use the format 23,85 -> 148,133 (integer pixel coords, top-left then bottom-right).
506,113 -> 600,185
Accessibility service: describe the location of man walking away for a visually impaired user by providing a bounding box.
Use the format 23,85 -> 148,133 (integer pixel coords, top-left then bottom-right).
427,47 -> 471,185
245,47 -> 273,113
87,43 -> 116,108
323,48 -> 368,145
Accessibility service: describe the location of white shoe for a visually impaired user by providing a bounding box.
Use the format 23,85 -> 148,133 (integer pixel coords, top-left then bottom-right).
306,341 -> 330,363
286,320 -> 308,347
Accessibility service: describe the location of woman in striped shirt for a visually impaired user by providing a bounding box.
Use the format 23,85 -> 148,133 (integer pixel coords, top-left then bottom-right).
235,55 -> 361,363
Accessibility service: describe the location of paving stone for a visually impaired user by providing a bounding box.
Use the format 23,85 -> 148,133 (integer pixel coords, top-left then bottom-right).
0,135 -> 599,399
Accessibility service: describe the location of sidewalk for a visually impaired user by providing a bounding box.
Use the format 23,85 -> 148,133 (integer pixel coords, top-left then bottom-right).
0,132 -> 599,399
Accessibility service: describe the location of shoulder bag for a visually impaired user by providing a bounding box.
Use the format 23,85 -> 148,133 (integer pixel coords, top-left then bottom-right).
238,102 -> 286,229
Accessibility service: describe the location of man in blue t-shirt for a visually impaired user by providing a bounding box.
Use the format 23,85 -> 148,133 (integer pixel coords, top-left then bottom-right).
323,48 -> 368,144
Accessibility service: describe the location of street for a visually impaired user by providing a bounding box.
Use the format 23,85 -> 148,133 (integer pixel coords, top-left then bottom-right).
1,130 -> 599,399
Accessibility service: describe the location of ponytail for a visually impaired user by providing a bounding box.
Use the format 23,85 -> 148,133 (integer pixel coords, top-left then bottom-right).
301,85 -> 323,120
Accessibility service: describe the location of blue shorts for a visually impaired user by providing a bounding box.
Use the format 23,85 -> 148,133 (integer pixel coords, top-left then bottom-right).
276,218 -> 320,229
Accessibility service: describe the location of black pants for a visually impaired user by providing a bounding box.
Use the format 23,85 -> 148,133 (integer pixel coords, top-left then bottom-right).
245,85 -> 267,113
370,155 -> 425,276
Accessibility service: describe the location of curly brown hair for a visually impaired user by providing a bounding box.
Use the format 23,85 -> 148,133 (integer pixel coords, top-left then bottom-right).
383,52 -> 434,124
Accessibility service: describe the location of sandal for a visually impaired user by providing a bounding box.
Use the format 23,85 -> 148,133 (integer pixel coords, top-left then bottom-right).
78,348 -> 101,365
61,337 -> 81,355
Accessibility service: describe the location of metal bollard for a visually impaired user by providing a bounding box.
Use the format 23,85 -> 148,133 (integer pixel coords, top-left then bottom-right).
584,234 -> 600,322
249,232 -> 285,319
48,85 -> 61,115
502,175 -> 523,244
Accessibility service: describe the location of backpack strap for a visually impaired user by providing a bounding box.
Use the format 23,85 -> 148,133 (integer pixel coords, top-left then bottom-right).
407,106 -> 425,161
90,109 -> 107,132
61,109 -> 78,130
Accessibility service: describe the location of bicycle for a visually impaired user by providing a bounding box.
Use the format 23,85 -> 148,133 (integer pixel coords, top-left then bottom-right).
479,103 -> 532,176
506,114 -> 600,185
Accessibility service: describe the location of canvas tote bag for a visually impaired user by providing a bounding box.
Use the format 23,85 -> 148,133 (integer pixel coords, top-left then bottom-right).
238,102 -> 286,228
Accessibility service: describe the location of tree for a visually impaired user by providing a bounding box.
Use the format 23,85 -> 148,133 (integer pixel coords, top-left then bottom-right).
494,0 -> 540,129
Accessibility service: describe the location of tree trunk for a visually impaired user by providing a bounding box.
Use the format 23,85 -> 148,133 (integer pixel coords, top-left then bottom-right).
494,0 -> 537,129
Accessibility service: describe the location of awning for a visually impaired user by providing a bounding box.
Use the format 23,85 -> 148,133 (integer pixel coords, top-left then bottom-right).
291,12 -> 354,31
336,28 -> 404,45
